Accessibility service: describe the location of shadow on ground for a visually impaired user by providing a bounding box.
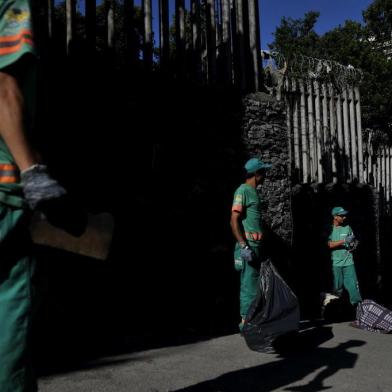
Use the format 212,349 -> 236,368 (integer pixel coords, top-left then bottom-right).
173,325 -> 365,392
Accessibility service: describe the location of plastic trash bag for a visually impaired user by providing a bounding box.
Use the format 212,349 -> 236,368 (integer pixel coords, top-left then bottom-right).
352,299 -> 392,333
243,259 -> 300,352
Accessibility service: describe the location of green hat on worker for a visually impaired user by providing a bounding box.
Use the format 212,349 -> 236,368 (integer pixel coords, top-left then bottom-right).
332,206 -> 348,216
244,158 -> 272,173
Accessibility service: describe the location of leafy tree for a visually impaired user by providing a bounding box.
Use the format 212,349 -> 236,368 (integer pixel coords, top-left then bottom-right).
269,3 -> 392,138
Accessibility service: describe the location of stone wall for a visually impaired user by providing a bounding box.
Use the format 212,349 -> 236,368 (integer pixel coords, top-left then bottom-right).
241,93 -> 293,275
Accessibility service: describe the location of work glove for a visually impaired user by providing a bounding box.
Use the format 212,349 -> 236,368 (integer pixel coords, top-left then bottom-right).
21,164 -> 67,210
344,234 -> 358,251
21,164 -> 87,237
240,245 -> 255,263
344,234 -> 355,246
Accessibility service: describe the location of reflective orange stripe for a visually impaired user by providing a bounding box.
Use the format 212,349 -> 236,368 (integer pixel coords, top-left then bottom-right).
245,232 -> 263,241
0,30 -> 33,43
232,204 -> 243,212
0,164 -> 19,183
0,38 -> 33,55
0,164 -> 17,170
0,176 -> 18,183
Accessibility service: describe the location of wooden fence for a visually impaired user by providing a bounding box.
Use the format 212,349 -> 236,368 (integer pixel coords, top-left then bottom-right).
38,0 -> 263,92
270,54 -> 366,185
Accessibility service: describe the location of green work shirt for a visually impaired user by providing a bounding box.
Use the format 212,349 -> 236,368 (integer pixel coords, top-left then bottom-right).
232,183 -> 263,246
0,0 -> 35,69
328,224 -> 354,266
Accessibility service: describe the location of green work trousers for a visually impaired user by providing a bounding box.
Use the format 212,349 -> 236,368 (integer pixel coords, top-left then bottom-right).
0,204 -> 36,392
234,243 -> 261,319
332,264 -> 362,305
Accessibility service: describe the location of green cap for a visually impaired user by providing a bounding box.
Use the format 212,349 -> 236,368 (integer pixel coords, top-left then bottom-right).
244,158 -> 272,174
332,206 -> 348,216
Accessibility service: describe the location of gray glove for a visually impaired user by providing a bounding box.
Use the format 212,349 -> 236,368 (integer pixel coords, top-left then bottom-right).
21,164 -> 67,210
240,246 -> 255,263
345,234 -> 358,251
21,164 -> 87,236
344,234 -> 355,246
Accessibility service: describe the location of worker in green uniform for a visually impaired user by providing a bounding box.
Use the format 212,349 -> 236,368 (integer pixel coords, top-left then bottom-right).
0,1 -> 84,390
327,206 -> 362,306
230,157 -> 271,331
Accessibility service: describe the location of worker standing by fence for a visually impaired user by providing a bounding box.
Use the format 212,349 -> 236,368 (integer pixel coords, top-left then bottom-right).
230,158 -> 271,331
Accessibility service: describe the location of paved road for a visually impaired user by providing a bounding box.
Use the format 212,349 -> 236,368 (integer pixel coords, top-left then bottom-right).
39,322 -> 392,392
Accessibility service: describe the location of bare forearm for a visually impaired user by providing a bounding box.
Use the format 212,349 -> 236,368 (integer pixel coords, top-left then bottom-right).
230,215 -> 246,245
0,72 -> 37,170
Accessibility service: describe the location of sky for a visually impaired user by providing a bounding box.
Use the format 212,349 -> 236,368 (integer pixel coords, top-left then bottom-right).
81,0 -> 376,49
259,0 -> 374,48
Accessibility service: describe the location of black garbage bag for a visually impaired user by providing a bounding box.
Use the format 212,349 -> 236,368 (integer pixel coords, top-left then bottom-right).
243,259 -> 300,352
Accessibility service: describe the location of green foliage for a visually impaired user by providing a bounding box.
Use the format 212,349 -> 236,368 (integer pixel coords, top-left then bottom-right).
269,2 -> 392,137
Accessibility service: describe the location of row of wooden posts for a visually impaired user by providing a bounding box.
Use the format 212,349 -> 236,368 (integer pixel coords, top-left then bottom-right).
282,78 -> 365,185
365,135 -> 392,202
43,0 -> 263,91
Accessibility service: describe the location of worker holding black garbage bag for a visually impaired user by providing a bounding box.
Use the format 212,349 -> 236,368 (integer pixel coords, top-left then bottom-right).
230,158 -> 299,352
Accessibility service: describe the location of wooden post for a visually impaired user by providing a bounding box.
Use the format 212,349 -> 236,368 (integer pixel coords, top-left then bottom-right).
107,0 -> 115,50
206,0 -> 217,83
342,88 -> 351,181
329,84 -> 338,183
307,80 -> 316,181
292,79 -> 301,180
47,0 -> 54,39
385,147 -> 391,201
159,0 -> 170,70
336,92 -> 344,181
234,0 -> 246,90
300,80 -> 309,182
382,147 -> 386,199
321,83 -> 330,181
221,0 -> 233,84
314,80 -> 323,183
191,0 -> 201,81
247,0 -> 261,91
377,151 -> 381,192
285,78 -> 293,177
66,0 -> 76,54
349,87 -> 358,180
143,0 -> 153,71
175,0 -> 186,78
354,87 -> 365,183
86,0 -> 96,54
373,148 -> 377,188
